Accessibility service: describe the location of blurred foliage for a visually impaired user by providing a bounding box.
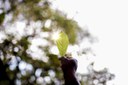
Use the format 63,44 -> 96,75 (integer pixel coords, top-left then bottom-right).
78,63 -> 115,85
0,0 -> 114,85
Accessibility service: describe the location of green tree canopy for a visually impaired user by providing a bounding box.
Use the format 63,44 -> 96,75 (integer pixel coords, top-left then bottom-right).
0,0 -> 114,85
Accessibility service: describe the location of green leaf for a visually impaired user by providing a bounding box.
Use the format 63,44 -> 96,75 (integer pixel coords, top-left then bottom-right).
0,13 -> 5,24
56,31 -> 69,56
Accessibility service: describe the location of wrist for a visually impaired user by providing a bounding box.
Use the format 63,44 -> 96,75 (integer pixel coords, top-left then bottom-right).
63,70 -> 80,85
63,70 -> 76,79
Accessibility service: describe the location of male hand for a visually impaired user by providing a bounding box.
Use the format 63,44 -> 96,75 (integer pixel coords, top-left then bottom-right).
59,57 -> 78,73
59,57 -> 80,85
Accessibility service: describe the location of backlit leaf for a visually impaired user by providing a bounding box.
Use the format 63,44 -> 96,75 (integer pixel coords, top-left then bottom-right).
56,32 -> 69,56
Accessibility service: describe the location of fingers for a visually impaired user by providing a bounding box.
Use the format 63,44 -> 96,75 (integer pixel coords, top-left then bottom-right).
59,57 -> 78,71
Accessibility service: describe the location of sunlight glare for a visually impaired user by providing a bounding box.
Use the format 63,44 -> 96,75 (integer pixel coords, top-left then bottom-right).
52,31 -> 60,41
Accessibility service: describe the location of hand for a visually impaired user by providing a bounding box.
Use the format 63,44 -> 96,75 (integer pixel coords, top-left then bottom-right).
59,57 -> 78,73
59,57 -> 80,85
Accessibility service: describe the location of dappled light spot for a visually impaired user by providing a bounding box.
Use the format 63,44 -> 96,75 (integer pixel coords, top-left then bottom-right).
36,77 -> 44,84
40,32 -> 49,38
48,70 -> 55,78
19,61 -> 26,70
26,63 -> 33,72
50,46 -> 59,55
45,19 -> 51,28
16,73 -> 21,78
21,70 -> 26,76
18,61 -> 33,76
35,68 -> 42,77
29,76 -> 35,83
93,79 -> 99,85
15,79 -> 21,85
44,76 -> 51,84
14,47 -> 19,52
12,39 -> 17,44
9,56 -> 18,71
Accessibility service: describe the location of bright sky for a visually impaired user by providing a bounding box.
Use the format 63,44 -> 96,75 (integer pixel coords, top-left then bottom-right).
52,0 -> 128,85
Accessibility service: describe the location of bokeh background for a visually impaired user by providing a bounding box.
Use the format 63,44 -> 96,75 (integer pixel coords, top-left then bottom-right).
2,0 -> 128,85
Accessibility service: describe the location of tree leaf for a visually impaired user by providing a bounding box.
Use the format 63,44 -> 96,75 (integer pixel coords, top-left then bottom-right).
0,13 -> 5,25
56,31 -> 69,56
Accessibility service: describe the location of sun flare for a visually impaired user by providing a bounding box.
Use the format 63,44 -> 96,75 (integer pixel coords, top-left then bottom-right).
52,32 -> 60,41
